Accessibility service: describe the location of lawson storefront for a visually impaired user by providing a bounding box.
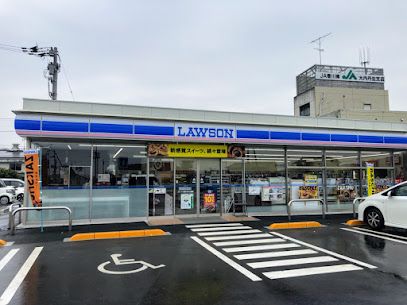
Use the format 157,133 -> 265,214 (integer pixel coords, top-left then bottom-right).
14,98 -> 407,224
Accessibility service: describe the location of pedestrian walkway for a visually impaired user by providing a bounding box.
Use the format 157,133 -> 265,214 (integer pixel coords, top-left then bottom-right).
0,246 -> 43,305
188,223 -> 376,281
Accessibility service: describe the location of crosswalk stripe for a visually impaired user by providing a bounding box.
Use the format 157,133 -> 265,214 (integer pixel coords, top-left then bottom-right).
214,238 -> 285,247
186,223 -> 243,228
191,237 -> 262,282
205,233 -> 271,241
248,256 -> 337,269
223,243 -> 300,253
263,264 -> 363,280
0,249 -> 19,272
0,247 -> 43,305
271,231 -> 377,269
234,249 -> 318,260
191,226 -> 252,232
198,229 -> 261,236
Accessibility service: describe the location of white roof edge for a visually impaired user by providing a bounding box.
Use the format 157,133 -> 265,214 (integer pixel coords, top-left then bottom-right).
12,97 -> 407,133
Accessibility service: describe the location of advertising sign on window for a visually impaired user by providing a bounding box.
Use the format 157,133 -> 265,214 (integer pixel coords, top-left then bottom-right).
203,193 -> 216,212
180,192 -> 194,209
366,162 -> 375,196
148,144 -> 245,159
299,186 -> 319,199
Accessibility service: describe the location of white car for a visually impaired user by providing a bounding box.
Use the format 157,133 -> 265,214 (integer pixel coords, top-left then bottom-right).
1,178 -> 24,202
358,181 -> 407,230
0,179 -> 16,205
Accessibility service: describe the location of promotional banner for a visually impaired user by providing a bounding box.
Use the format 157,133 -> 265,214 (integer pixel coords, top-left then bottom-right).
180,192 -> 194,209
366,162 -> 375,196
203,192 -> 216,212
299,186 -> 319,199
148,143 -> 245,158
24,149 -> 42,207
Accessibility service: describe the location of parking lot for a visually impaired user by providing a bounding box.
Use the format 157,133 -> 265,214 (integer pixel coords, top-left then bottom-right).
1,217 -> 407,305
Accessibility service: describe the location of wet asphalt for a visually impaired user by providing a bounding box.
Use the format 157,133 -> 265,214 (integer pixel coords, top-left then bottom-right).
0,215 -> 407,305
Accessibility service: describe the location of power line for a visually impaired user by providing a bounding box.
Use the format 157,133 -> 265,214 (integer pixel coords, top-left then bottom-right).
58,54 -> 75,101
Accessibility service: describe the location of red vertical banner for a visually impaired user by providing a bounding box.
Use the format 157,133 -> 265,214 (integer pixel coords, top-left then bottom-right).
24,150 -> 42,207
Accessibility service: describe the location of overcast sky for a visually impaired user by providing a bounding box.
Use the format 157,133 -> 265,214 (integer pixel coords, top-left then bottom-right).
0,0 -> 406,148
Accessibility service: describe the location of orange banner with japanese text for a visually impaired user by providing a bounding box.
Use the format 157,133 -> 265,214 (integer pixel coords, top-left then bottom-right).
24,149 -> 42,207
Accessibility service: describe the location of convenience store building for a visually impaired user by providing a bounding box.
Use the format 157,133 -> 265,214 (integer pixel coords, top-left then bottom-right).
14,98 -> 407,224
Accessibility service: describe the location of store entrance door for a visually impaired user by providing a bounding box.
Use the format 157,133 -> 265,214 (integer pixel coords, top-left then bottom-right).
175,159 -> 197,215
174,159 -> 222,216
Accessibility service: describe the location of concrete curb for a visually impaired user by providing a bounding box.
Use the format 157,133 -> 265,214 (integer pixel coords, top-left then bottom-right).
345,219 -> 365,226
268,221 -> 322,230
67,229 -> 168,242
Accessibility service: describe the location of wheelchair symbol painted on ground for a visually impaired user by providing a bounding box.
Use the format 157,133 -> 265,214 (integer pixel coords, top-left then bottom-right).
97,254 -> 165,275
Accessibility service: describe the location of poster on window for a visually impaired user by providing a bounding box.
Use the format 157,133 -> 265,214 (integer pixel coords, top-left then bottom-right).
203,193 -> 216,212
299,186 -> 319,199
337,185 -> 356,202
180,192 -> 194,209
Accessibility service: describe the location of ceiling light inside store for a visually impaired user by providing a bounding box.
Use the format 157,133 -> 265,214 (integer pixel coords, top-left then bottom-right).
113,148 -> 123,159
67,145 -> 72,150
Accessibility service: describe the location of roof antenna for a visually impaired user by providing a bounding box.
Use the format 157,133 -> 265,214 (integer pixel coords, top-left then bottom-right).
359,47 -> 370,73
310,33 -> 332,65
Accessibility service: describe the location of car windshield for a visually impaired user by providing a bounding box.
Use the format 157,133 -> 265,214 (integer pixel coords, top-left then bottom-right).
0,180 -> 6,187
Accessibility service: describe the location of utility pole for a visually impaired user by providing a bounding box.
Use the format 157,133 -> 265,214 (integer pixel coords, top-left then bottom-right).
47,47 -> 60,100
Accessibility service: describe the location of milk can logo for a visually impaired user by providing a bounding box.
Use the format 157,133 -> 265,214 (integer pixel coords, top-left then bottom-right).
176,125 -> 234,139
342,69 -> 357,80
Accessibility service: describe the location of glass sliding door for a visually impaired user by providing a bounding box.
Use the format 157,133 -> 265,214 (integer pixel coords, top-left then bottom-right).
175,159 -> 197,215
149,158 -> 174,216
199,159 -> 221,214
221,159 -> 244,214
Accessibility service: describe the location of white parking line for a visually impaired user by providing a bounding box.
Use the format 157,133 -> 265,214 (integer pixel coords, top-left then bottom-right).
198,229 -> 261,236
223,243 -> 300,253
341,228 -> 407,245
0,247 -> 43,305
248,256 -> 337,269
191,226 -> 252,232
271,232 -> 377,269
351,226 -> 407,241
214,238 -> 285,247
0,249 -> 19,272
186,223 -> 243,228
263,264 -> 363,280
191,236 -> 262,282
205,233 -> 271,241
235,249 -> 317,260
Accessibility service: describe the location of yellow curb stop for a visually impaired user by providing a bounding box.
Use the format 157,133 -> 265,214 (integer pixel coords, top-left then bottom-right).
268,221 -> 322,230
0,239 -> 6,246
345,219 -> 364,226
69,229 -> 167,242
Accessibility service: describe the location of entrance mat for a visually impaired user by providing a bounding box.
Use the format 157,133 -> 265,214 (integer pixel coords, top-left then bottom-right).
222,215 -> 259,222
147,218 -> 185,226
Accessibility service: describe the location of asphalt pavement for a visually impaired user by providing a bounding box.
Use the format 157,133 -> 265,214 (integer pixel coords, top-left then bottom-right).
1,215 -> 407,305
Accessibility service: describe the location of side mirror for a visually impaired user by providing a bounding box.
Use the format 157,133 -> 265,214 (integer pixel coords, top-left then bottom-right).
387,190 -> 393,197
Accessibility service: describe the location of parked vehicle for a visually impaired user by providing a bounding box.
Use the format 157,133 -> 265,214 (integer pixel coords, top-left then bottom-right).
0,179 -> 16,205
1,178 -> 24,202
358,181 -> 407,230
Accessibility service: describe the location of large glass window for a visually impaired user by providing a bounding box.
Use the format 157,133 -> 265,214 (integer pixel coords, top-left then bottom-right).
326,150 -> 359,167
35,143 -> 91,221
222,159 -> 243,213
287,149 -> 322,167
92,144 -> 147,219
245,148 -> 286,213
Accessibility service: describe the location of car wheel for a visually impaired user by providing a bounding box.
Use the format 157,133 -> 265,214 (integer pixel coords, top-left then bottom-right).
365,208 -> 384,230
0,196 -> 10,205
17,194 -> 23,202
